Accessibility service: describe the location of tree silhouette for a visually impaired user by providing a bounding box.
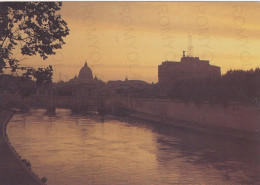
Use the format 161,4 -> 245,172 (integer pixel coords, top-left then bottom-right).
167,68 -> 260,105
0,2 -> 69,72
21,65 -> 53,86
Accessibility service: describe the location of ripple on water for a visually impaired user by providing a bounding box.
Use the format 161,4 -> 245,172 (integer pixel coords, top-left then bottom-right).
6,108 -> 260,185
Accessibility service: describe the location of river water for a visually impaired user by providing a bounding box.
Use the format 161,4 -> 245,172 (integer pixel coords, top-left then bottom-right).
7,109 -> 260,185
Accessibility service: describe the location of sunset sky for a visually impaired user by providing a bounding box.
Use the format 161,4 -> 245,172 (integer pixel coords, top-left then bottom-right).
18,2 -> 260,83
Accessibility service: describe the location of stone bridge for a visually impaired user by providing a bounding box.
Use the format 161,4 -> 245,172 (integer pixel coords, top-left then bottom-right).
2,94 -> 260,135
1,94 -> 97,114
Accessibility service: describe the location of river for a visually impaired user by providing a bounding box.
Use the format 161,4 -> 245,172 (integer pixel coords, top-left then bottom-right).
7,109 -> 260,185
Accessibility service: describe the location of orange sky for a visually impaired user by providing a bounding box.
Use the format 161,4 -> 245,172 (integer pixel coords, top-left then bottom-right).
18,2 -> 260,83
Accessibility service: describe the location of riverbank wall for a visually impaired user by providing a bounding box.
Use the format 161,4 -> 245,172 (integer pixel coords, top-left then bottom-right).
0,110 -> 43,185
105,98 -> 260,138
2,93 -> 260,138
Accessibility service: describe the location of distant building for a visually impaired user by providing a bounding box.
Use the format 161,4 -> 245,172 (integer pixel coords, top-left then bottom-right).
106,78 -> 151,98
68,62 -> 94,84
78,62 -> 93,83
158,51 -> 221,85
61,62 -> 97,97
106,78 -> 149,89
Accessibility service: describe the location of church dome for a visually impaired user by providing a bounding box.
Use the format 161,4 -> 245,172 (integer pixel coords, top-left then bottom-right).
78,62 -> 93,83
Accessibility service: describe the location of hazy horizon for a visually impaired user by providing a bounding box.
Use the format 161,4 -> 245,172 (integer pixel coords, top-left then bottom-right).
11,2 -> 260,83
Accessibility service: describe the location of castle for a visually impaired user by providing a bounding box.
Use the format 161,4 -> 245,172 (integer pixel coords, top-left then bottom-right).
158,51 -> 221,85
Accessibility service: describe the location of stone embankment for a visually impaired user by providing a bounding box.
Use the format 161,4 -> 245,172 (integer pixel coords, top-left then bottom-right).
0,110 -> 43,185
105,98 -> 260,140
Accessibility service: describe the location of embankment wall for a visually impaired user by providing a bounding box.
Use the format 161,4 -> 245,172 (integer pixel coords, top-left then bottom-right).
105,98 -> 260,133
0,110 -> 42,185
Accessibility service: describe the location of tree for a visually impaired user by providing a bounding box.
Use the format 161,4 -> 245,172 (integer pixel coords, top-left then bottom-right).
21,65 -> 53,86
0,2 -> 69,112
0,2 -> 69,73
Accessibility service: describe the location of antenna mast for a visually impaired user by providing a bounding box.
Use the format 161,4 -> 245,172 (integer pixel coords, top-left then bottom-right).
187,35 -> 193,57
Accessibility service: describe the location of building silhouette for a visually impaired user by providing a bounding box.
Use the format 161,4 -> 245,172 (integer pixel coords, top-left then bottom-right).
106,78 -> 151,98
158,51 -> 221,85
58,62 -> 97,98
78,62 -> 93,83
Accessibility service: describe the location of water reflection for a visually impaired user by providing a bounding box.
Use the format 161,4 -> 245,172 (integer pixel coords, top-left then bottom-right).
7,109 -> 260,185
142,121 -> 260,184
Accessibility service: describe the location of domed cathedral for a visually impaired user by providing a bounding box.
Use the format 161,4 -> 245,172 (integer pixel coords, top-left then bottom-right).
78,62 -> 93,83
64,61 -> 97,99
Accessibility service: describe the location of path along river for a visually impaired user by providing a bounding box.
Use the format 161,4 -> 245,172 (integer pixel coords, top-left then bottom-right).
7,109 -> 260,185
